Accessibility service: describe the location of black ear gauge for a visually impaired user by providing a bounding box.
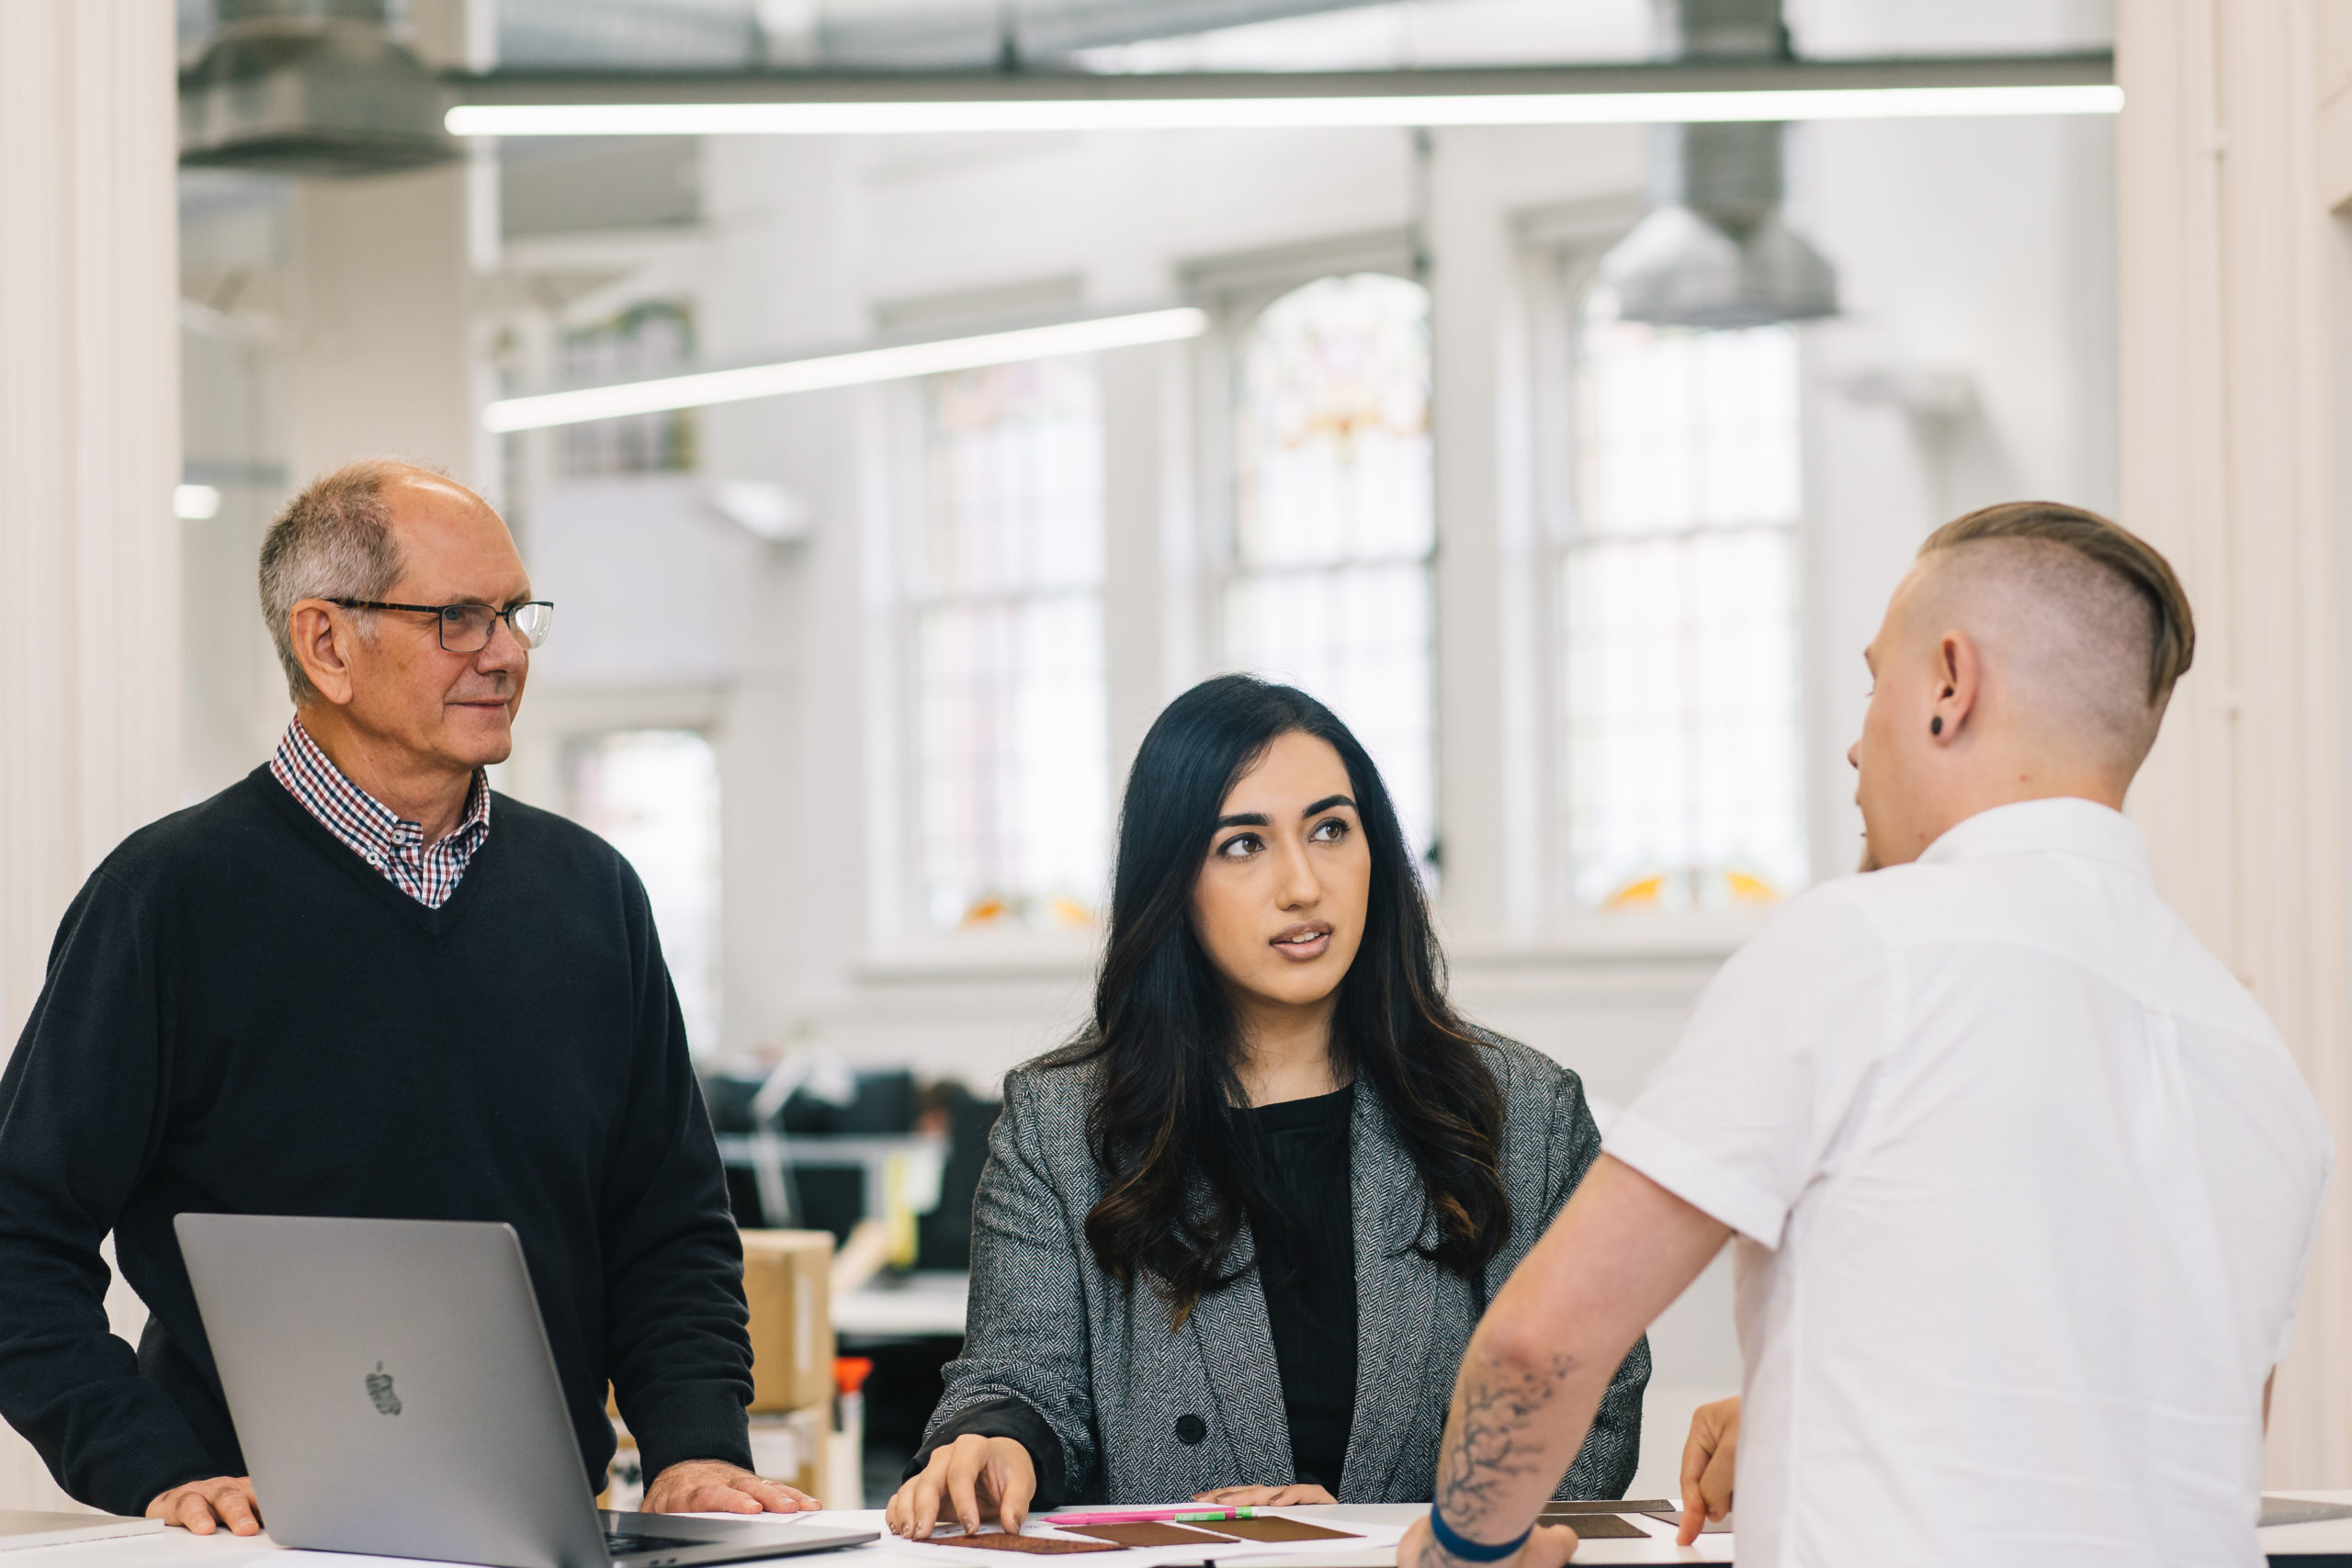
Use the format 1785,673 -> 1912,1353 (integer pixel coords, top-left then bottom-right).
1930,716 -> 1944,737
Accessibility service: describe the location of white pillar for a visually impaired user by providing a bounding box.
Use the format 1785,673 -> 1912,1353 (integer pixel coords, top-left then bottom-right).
283,0 -> 481,491
1428,128 -> 1519,940
2117,0 -> 2352,1485
0,0 -> 180,1511
285,168 -> 474,486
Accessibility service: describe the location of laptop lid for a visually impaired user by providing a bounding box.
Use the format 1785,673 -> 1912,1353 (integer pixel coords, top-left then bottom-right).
178,1213 -> 626,1568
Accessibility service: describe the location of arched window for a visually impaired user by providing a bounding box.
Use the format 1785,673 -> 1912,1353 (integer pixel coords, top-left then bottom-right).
1562,284 -> 1808,910
1227,273 -> 1437,857
912,355 -> 1110,930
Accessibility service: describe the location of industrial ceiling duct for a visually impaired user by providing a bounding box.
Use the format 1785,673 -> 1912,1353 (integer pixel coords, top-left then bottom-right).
180,0 -> 458,177
1600,0 -> 1837,329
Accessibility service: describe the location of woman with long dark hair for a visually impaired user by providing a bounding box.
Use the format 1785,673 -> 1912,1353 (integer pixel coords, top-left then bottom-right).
886,676 -> 1646,1535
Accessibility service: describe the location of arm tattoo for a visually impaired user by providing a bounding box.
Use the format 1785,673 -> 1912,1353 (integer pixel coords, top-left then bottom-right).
1435,1347 -> 1580,1536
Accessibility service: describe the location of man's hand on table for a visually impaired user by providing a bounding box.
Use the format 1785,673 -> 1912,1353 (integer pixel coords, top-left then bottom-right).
1193,1484 -> 1335,1507
641,1460 -> 820,1515
147,1476 -> 263,1536
1396,1514 -> 1578,1568
1677,1396 -> 1740,1546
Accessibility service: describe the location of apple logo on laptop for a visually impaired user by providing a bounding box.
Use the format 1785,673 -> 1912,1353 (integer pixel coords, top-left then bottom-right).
366,1362 -> 402,1416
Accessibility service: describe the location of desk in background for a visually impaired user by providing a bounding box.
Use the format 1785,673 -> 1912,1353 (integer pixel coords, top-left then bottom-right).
834,1271 -> 968,1343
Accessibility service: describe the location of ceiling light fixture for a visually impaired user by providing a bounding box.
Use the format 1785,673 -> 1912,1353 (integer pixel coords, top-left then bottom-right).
481,306 -> 1210,433
447,84 -> 2117,139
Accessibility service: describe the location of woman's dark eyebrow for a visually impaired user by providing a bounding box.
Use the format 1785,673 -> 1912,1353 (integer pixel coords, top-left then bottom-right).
1303,795 -> 1355,817
1216,812 -> 1270,829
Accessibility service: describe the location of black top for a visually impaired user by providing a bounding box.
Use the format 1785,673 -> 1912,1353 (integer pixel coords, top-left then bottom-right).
0,770 -> 754,1516
1246,1083 -> 1358,1490
915,1084 -> 1360,1502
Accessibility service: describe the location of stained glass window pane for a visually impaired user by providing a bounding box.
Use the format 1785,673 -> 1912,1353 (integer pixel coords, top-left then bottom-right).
1563,286 -> 1807,910
914,357 -> 1110,930
569,729 -> 722,1053
1228,274 -> 1436,856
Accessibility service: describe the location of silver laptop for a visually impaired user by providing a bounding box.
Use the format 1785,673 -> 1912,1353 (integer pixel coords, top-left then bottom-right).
175,1213 -> 875,1568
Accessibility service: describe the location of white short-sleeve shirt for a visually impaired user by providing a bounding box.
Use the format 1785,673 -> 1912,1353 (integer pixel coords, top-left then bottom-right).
1606,798 -> 2330,1568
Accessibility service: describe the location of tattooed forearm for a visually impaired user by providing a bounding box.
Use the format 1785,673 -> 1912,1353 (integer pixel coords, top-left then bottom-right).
1434,1344 -> 1582,1532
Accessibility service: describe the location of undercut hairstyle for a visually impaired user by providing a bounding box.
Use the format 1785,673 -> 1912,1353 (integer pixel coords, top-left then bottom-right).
1050,674 -> 1510,1328
1917,501 -> 2197,769
257,461 -> 413,704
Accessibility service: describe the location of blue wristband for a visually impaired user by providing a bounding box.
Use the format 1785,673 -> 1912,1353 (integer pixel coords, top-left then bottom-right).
1428,1501 -> 1531,1563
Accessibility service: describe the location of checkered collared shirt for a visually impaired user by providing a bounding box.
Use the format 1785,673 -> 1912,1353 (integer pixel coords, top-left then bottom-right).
269,716 -> 492,909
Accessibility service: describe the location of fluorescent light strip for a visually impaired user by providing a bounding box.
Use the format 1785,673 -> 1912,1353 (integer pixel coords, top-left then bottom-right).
448,84 -> 2119,139
482,307 -> 1209,433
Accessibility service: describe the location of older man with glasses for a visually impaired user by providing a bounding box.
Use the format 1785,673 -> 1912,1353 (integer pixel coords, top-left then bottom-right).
0,461 -> 809,1533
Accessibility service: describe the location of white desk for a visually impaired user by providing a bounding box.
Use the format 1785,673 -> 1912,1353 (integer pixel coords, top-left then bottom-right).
832,1272 -> 968,1341
15,1495 -> 2352,1567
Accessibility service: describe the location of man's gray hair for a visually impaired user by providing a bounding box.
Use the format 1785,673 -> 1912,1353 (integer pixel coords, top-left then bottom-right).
258,460 -> 412,705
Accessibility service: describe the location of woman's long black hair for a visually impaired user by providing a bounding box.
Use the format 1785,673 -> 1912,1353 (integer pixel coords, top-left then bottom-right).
1046,674 -> 1509,1325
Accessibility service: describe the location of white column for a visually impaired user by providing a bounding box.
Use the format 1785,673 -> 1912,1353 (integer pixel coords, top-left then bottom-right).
1428,129 -> 1518,940
2117,0 -> 2352,1485
1101,340 -> 1186,787
0,0 -> 180,1511
285,168 -> 474,485
282,0 -> 481,490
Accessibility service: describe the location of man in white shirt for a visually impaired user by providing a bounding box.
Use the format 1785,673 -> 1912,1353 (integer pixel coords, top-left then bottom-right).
1400,502 -> 2332,1568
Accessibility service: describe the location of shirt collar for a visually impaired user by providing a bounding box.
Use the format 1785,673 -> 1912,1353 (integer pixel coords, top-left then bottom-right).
277,716 -> 491,855
1916,795 -> 2150,879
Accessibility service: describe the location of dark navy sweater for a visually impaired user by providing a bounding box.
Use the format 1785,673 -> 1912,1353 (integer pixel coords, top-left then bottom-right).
0,769 -> 753,1516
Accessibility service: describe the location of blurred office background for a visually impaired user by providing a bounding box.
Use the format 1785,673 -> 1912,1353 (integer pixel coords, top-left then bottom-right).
8,0 -> 2351,1515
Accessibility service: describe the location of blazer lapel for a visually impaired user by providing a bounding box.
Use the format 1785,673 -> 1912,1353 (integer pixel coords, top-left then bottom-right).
1340,1087 -> 1446,1497
1181,1205 -> 1299,1484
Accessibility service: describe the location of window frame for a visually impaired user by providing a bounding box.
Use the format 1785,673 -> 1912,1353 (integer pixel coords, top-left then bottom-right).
1521,204 -> 1821,935
1189,234 -> 1441,864
868,357 -> 1118,959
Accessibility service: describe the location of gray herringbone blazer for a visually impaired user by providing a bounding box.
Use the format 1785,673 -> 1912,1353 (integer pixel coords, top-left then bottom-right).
925,1034 -> 1649,1504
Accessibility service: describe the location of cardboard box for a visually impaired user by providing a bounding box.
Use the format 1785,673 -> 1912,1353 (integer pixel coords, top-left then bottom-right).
741,1229 -> 834,1413
607,1404 -> 833,1508
747,1405 -> 827,1502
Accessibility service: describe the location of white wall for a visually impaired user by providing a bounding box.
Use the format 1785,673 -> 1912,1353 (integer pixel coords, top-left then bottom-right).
0,0 -> 180,1514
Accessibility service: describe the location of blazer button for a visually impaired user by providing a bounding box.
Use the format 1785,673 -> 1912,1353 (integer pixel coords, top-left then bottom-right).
1174,1414 -> 1206,1446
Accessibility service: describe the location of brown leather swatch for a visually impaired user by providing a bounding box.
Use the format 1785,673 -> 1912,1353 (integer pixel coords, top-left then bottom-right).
1546,1515 -> 1648,1540
1196,1518 -> 1360,1542
911,1532 -> 1123,1553
1061,1524 -> 1238,1547
1544,1501 -> 1674,1516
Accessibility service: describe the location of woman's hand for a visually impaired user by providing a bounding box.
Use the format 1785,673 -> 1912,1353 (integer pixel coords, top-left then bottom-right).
1191,1483 -> 1337,1507
1677,1396 -> 1740,1546
888,1435 -> 1036,1539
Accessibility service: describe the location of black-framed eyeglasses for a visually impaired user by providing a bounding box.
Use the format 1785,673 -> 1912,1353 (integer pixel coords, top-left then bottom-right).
329,598 -> 556,653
